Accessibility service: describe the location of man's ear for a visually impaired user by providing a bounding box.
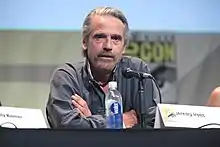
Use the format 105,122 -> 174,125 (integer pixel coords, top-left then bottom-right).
122,40 -> 129,54
122,49 -> 125,54
82,38 -> 87,51
122,46 -> 126,54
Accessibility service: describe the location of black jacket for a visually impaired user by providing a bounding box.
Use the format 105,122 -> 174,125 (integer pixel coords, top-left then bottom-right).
46,56 -> 158,128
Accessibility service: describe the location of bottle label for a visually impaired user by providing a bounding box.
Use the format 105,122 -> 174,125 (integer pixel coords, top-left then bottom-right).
110,102 -> 121,114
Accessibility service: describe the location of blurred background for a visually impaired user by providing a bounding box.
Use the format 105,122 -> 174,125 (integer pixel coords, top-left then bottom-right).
0,0 -> 220,120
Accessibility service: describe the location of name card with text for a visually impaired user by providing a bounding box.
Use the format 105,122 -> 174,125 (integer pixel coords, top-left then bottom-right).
0,106 -> 47,128
154,104 -> 220,128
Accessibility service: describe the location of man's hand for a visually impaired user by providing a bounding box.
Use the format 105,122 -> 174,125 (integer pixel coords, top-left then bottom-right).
123,109 -> 138,128
72,94 -> 92,117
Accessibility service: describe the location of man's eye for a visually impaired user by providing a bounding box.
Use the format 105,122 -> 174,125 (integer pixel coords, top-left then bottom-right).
93,34 -> 106,39
111,35 -> 122,41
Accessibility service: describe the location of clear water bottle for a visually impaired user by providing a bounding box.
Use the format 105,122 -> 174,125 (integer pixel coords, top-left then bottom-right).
105,81 -> 123,129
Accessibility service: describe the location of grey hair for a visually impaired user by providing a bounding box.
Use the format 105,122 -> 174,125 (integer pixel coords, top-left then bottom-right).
82,6 -> 130,57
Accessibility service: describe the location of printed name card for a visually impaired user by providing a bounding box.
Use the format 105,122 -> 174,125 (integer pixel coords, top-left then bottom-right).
0,106 -> 47,128
154,103 -> 220,128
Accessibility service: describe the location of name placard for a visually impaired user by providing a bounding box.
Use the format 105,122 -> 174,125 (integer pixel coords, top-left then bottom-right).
154,104 -> 220,128
0,106 -> 47,128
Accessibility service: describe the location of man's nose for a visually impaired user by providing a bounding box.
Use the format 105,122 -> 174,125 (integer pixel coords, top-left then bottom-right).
103,36 -> 113,51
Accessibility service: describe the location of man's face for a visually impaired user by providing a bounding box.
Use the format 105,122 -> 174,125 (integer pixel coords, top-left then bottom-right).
83,15 -> 126,73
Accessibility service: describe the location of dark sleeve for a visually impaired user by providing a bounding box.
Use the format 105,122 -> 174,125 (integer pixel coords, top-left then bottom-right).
46,69 -> 106,129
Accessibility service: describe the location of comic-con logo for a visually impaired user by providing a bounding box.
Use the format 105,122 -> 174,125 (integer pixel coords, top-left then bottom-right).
125,33 -> 176,63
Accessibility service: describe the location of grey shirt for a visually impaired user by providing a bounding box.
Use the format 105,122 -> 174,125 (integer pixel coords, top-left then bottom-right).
46,56 -> 158,128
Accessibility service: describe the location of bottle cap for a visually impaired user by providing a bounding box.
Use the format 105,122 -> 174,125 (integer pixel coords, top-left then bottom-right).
109,81 -> 117,89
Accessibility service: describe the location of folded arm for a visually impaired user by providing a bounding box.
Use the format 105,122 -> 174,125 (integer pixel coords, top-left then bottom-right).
46,69 -> 106,128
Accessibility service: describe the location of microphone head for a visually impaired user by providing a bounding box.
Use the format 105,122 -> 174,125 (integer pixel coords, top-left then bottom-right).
122,68 -> 136,79
122,67 -> 153,79
125,67 -> 133,72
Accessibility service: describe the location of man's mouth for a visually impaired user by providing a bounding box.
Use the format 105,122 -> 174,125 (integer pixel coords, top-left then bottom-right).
98,55 -> 114,59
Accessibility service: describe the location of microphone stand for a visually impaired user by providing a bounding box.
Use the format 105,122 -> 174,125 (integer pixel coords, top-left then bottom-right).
137,73 -> 162,129
138,75 -> 146,129
122,67 -> 162,129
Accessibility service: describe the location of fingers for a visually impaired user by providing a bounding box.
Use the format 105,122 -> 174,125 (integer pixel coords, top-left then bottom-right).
72,94 -> 87,108
130,109 -> 137,115
72,99 -> 85,113
130,110 -> 138,124
128,109 -> 137,124
71,93 -> 92,117
126,125 -> 132,128
76,108 -> 85,117
123,109 -> 138,128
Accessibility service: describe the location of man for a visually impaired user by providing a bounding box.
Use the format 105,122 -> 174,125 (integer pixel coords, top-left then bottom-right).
46,6 -> 159,129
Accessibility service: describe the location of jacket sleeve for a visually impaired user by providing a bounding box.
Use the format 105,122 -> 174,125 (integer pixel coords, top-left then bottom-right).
46,69 -> 106,129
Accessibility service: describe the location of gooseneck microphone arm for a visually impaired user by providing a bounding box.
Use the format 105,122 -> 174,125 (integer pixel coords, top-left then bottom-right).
122,68 -> 162,129
122,68 -> 162,103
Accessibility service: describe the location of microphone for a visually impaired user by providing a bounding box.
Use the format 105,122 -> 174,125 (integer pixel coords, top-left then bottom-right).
122,67 -> 162,103
122,68 -> 153,79
122,67 -> 162,128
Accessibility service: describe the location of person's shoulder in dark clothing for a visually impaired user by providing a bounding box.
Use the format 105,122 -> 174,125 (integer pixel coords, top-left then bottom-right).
51,60 -> 85,77
120,56 -> 151,73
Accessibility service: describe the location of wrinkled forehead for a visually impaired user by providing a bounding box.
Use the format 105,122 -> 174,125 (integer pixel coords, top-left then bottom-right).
89,15 -> 126,35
